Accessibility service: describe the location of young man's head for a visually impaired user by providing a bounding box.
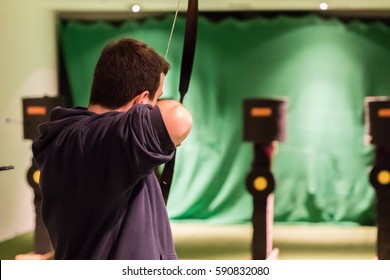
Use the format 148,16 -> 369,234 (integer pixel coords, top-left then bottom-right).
89,38 -> 170,109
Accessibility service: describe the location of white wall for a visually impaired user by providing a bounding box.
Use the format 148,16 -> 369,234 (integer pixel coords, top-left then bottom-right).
0,0 -> 57,242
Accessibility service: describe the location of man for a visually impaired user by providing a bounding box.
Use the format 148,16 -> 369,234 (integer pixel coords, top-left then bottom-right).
32,38 -> 192,259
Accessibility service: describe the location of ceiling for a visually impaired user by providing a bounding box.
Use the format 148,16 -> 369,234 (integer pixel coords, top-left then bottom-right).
46,0 -> 390,20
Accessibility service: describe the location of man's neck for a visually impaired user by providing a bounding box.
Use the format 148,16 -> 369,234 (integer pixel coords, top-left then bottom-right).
88,102 -> 134,114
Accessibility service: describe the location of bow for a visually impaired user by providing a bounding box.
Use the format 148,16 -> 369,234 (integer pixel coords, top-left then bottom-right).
160,0 -> 198,204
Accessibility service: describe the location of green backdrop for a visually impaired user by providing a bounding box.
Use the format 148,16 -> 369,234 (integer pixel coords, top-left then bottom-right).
59,14 -> 390,225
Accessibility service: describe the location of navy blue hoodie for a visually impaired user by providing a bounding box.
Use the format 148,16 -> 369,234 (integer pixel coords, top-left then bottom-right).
32,105 -> 176,259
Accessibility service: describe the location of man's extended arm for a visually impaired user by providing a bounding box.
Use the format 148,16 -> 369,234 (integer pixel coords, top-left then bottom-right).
157,100 -> 192,146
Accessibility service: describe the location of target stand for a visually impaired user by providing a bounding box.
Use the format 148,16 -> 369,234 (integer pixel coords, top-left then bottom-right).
15,161 -> 54,260
243,98 -> 286,260
15,96 -> 63,259
365,96 -> 390,260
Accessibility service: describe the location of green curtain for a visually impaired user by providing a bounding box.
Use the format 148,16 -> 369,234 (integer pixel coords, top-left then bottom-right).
59,14 -> 390,225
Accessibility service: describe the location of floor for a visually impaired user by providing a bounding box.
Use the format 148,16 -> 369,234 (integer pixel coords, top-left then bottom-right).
172,223 -> 377,260
0,224 -> 377,260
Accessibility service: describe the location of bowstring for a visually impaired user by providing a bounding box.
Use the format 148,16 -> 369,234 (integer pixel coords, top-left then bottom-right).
165,0 -> 181,60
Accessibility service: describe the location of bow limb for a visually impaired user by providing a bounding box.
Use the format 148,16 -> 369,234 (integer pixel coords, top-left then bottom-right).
179,0 -> 198,103
160,0 -> 198,204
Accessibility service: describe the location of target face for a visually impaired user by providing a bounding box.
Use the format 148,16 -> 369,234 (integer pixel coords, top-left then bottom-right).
27,159 -> 40,189
253,176 -> 268,191
246,168 -> 275,197
370,162 -> 390,190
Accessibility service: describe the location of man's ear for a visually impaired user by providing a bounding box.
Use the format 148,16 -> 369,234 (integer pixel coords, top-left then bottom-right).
133,91 -> 149,104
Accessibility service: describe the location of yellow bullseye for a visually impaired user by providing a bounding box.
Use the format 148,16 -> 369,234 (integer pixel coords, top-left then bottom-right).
377,170 -> 390,186
253,176 -> 268,191
33,170 -> 40,185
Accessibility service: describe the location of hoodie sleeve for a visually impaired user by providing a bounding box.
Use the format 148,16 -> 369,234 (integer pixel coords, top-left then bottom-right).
83,104 -> 175,194
119,104 -> 176,173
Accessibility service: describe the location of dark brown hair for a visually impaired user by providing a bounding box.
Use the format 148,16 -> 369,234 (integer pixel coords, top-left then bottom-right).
89,38 -> 170,109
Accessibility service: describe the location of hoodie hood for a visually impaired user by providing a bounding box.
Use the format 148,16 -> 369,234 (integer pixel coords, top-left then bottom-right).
32,107 -> 93,164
